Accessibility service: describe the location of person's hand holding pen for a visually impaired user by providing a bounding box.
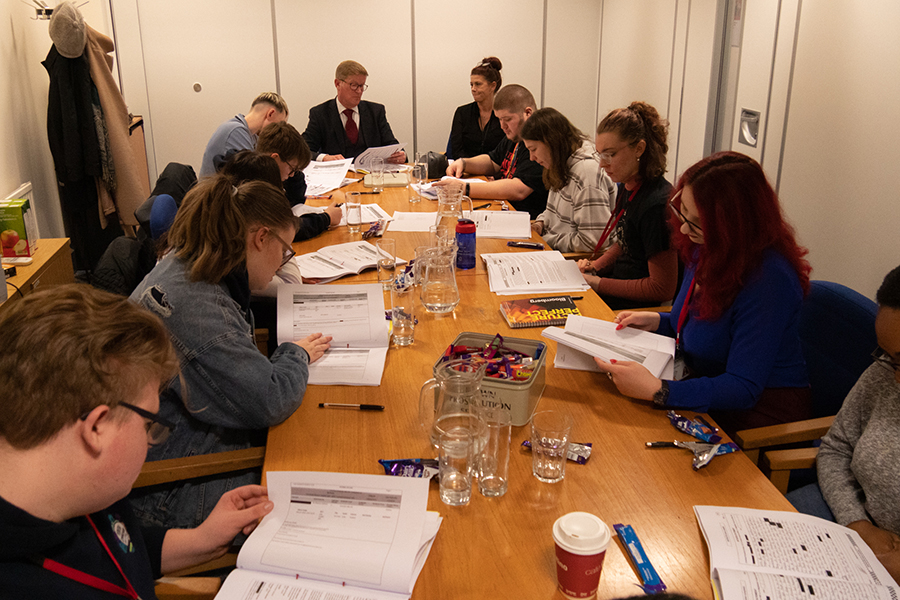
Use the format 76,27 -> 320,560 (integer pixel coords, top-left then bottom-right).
577,258 -> 597,274
295,332 -> 332,363
324,191 -> 344,227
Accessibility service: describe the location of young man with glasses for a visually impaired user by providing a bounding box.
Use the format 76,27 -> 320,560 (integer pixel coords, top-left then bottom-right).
200,91 -> 289,177
0,285 -> 274,597
302,60 -> 405,163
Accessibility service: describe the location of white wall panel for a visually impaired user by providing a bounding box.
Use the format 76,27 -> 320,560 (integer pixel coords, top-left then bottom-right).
137,0 -> 277,174
277,1 -> 414,158
778,0 -> 900,298
597,0 -> 677,120
544,0 -> 602,136
412,0 -> 543,156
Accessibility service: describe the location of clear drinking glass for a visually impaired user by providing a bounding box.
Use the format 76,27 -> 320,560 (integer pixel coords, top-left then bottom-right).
439,427 -> 475,506
420,252 -> 459,314
531,411 -> 573,483
408,163 -> 426,204
371,157 -> 385,193
376,238 -> 396,290
478,408 -> 512,497
390,281 -> 415,346
345,192 -> 362,234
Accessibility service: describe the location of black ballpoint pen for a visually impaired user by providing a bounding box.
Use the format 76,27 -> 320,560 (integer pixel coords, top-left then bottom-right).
318,403 -> 385,411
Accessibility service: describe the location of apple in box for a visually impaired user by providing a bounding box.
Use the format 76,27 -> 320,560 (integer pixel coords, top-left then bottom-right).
0,198 -> 38,258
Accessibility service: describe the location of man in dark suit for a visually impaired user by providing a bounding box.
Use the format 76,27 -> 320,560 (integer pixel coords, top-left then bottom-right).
302,60 -> 406,163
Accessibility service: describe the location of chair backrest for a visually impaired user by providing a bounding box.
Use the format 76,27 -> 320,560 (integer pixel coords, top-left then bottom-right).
800,280 -> 877,418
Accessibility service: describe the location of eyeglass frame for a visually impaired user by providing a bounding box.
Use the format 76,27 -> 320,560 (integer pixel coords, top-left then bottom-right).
286,160 -> 304,178
80,401 -> 175,446
341,80 -> 369,92
597,140 -> 637,164
269,228 -> 296,267
872,348 -> 900,373
668,199 -> 703,233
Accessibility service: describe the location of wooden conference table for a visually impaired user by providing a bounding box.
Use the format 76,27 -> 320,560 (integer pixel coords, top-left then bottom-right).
265,177 -> 793,599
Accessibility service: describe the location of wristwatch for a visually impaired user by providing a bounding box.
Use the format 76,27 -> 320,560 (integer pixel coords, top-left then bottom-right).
652,380 -> 670,407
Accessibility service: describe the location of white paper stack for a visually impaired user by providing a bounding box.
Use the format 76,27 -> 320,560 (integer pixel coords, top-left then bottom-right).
481,251 -> 590,295
543,314 -> 675,379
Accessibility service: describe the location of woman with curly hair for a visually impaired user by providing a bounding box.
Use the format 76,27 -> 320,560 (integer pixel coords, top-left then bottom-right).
578,101 -> 679,309
597,151 -> 812,436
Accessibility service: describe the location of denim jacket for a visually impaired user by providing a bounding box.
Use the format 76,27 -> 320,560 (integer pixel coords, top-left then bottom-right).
127,255 -> 309,529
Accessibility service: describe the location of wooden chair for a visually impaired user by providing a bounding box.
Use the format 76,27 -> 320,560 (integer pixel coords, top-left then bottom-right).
142,447 -> 266,599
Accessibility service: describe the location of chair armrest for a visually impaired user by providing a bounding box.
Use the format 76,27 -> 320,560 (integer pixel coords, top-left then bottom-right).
134,447 -> 266,488
761,446 -> 820,495
155,577 -> 221,600
734,416 -> 835,450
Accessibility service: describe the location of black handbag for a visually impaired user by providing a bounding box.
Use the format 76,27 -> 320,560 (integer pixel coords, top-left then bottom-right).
424,151 -> 449,179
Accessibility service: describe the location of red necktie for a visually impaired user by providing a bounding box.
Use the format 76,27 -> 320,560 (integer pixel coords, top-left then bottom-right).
344,109 -> 358,145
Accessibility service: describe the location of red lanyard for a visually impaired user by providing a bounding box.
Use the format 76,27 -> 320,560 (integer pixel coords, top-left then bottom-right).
675,273 -> 698,349
502,143 -> 520,178
591,183 -> 641,257
41,515 -> 140,599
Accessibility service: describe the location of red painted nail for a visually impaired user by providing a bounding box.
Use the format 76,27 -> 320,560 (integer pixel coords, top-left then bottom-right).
610,359 -> 617,364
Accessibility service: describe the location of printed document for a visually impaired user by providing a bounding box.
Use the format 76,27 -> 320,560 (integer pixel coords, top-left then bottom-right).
354,143 -> 406,172
481,251 -> 590,295
388,211 -> 440,232
468,210 -> 531,239
542,315 -> 674,379
294,240 -> 407,284
214,471 -> 441,600
303,158 -> 353,196
695,505 -> 899,600
276,283 -> 390,385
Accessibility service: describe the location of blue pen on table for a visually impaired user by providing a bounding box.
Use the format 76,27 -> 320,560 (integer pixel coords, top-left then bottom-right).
507,241 -> 544,250
318,403 -> 385,411
473,203 -> 492,210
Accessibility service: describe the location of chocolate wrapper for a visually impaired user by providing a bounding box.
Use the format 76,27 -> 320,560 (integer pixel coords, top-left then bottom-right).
520,440 -> 592,465
378,458 -> 439,480
613,523 -> 667,594
667,410 -> 722,443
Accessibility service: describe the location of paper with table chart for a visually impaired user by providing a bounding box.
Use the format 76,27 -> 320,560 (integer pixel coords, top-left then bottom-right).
694,505 -> 899,600
303,158 -> 353,196
542,315 -> 675,379
293,241 -> 407,284
214,471 -> 441,600
481,250 -> 591,295
276,283 -> 390,385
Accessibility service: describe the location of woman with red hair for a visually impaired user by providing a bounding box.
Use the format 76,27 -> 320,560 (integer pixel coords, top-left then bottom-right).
596,151 -> 812,435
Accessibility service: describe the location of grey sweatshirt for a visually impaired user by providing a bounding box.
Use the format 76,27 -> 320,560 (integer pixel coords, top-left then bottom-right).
818,363 -> 900,532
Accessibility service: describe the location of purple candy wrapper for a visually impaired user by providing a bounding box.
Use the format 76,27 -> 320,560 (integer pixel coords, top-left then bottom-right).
378,458 -> 439,480
521,440 -> 592,465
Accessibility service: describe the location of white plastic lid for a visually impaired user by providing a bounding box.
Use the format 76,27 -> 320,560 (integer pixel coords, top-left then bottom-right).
552,512 -> 611,555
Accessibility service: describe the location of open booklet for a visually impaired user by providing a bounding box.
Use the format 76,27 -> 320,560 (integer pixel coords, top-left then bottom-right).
294,240 -> 407,284
303,158 -> 353,196
541,314 -> 675,378
276,283 -> 390,385
215,471 -> 442,600
694,505 -> 899,599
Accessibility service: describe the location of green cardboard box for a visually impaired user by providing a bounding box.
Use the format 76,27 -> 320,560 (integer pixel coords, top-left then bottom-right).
0,198 -> 39,258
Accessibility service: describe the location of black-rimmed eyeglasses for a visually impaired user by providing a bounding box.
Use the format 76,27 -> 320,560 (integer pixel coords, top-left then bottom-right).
341,81 -> 368,92
119,402 -> 174,446
669,201 -> 702,233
